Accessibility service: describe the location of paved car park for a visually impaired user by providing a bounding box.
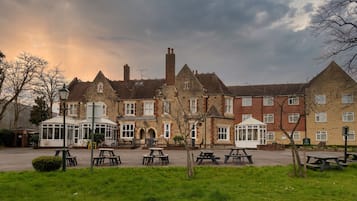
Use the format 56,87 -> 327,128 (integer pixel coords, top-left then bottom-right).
0,147 -> 299,171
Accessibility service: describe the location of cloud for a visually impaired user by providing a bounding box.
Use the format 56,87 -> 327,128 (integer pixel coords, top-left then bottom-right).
0,0 -> 328,85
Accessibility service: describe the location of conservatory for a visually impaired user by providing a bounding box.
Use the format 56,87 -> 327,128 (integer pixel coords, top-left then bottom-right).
39,116 -> 118,148
234,117 -> 267,148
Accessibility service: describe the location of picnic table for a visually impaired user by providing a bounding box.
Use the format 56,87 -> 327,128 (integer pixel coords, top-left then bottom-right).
346,152 -> 357,161
54,149 -> 77,167
305,154 -> 344,171
196,150 -> 220,165
224,148 -> 253,164
93,148 -> 121,166
142,147 -> 169,165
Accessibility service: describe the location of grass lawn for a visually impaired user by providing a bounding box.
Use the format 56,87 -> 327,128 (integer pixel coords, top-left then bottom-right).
0,165 -> 357,201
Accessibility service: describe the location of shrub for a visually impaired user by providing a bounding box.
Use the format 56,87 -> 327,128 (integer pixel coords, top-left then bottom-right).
173,135 -> 184,145
32,156 -> 62,172
0,129 -> 14,147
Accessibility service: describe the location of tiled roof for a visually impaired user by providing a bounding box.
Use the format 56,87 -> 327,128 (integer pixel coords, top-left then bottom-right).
228,83 -> 307,96
195,73 -> 232,95
109,79 -> 165,99
67,78 -> 91,101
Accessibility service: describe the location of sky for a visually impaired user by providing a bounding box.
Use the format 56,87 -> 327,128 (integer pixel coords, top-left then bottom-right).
0,0 -> 331,86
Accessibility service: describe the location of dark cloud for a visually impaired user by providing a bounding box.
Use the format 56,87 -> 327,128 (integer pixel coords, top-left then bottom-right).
0,0 -> 326,85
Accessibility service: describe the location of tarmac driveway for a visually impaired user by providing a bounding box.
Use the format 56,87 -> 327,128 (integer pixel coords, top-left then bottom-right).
0,147 -> 301,172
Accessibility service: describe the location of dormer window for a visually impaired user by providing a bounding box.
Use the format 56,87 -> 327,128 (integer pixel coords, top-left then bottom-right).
97,82 -> 104,93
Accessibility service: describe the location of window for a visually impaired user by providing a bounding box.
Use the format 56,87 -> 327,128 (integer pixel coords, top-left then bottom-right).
315,95 -> 326,105
97,82 -> 103,93
164,123 -> 170,139
315,112 -> 327,122
263,114 -> 274,123
190,123 -> 197,139
266,132 -> 275,141
124,102 -> 135,116
218,126 -> 229,140
347,130 -> 356,141
102,104 -> 107,116
292,131 -> 300,140
242,114 -> 252,121
242,96 -> 252,106
163,101 -> 170,114
342,112 -> 354,122
263,96 -> 274,106
225,97 -> 233,114
342,94 -> 353,104
121,123 -> 134,138
288,113 -> 300,123
189,98 -> 197,113
68,103 -> 78,116
143,101 -> 154,116
316,131 -> 327,142
184,81 -> 191,90
288,96 -> 299,105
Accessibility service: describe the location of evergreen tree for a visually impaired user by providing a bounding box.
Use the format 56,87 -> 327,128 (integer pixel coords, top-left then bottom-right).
30,96 -> 49,125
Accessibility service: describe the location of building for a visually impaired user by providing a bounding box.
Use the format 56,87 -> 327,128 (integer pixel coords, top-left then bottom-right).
228,83 -> 306,146
39,49 -> 357,148
305,61 -> 357,146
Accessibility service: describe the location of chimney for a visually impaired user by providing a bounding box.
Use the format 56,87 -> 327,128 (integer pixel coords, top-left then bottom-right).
165,47 -> 175,85
124,64 -> 130,82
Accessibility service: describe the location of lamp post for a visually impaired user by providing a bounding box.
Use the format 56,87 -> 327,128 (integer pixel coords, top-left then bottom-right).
59,84 -> 69,171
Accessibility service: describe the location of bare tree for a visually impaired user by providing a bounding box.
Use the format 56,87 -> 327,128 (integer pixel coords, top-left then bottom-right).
34,66 -> 64,117
172,90 -> 196,178
0,52 -> 47,123
311,0 -> 357,73
276,97 -> 305,177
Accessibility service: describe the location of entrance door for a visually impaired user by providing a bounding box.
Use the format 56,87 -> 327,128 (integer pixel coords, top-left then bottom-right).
148,128 -> 156,147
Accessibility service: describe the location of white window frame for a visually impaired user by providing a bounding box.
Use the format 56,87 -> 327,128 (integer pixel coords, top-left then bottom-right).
288,113 -> 300,123
263,96 -> 274,106
242,96 -> 252,107
266,132 -> 275,141
342,112 -> 354,122
163,123 -> 170,139
218,126 -> 229,141
124,102 -> 135,116
342,94 -> 353,104
68,103 -> 78,117
316,131 -> 327,142
97,82 -> 104,93
184,81 -> 190,90
143,101 -> 154,116
121,123 -> 135,138
315,94 -> 326,105
292,131 -> 300,140
225,97 -> 233,114
263,113 -> 274,123
242,114 -> 252,121
315,112 -> 327,123
346,130 -> 356,141
189,98 -> 197,113
163,100 -> 170,115
288,96 -> 299,105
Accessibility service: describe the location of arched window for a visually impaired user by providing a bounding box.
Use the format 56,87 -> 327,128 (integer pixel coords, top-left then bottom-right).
97,82 -> 104,93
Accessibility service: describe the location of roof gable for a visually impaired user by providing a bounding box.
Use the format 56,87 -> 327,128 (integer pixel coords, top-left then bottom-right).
308,61 -> 356,86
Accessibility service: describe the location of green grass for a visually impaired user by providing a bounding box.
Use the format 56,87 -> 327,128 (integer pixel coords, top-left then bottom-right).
1,165 -> 357,201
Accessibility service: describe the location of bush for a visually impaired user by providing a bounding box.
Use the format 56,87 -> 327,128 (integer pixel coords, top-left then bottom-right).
173,135 -> 184,145
0,129 -> 14,147
32,156 -> 62,172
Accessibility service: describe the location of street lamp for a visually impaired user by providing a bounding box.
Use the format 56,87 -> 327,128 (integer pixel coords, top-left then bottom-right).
59,84 -> 69,171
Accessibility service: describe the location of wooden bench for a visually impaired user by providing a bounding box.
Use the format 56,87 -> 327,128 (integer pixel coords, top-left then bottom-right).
93,157 -> 105,166
225,154 -> 253,164
142,155 -> 154,165
66,156 -> 78,167
108,156 -> 121,166
157,155 -> 169,165
196,156 -> 220,165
